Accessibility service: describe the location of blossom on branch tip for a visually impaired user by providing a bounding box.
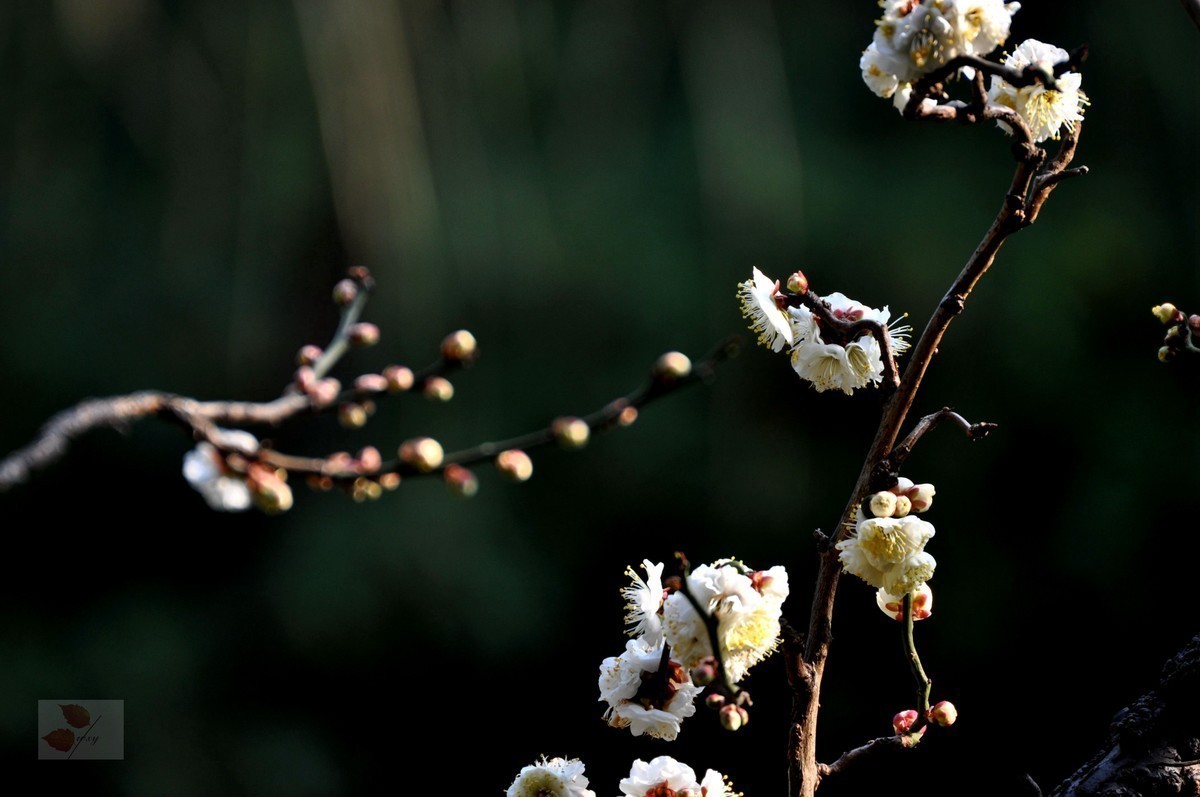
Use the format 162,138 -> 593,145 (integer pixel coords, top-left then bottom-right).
506,756 -> 596,797
598,638 -> 701,741
787,292 -> 910,394
738,267 -> 794,352
987,39 -> 1087,143
183,442 -> 253,512
876,583 -> 934,621
622,560 -> 666,644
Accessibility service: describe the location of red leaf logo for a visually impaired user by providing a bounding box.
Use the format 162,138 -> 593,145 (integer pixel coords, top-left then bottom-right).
60,704 -> 91,728
42,728 -> 75,752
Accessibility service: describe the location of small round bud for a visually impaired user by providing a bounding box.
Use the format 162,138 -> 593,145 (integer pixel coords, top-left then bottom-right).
312,378 -> 342,407
705,693 -> 726,710
325,451 -> 355,474
296,345 -> 323,366
306,475 -> 334,492
348,322 -> 380,347
909,483 -> 936,513
1189,314 -> 1200,334
354,374 -> 389,393
332,279 -> 358,307
927,700 -> 957,727
892,709 -> 919,734
441,329 -> 477,363
876,584 -> 933,622
892,476 -> 915,495
736,706 -> 750,725
347,265 -> 371,283
356,446 -> 382,474
654,351 -> 692,380
444,464 -> 479,498
618,406 -> 638,426
399,437 -> 444,472
338,403 -> 369,429
893,494 -> 913,518
869,491 -> 897,518
423,376 -> 455,402
1152,303 -> 1178,325
295,366 -> 317,394
1158,346 -> 1176,363
719,703 -> 744,732
383,365 -> 414,392
1166,325 -> 1186,343
248,465 -> 293,514
786,270 -> 809,294
379,472 -> 401,491
690,657 -> 718,686
495,449 -> 533,482
552,417 -> 590,449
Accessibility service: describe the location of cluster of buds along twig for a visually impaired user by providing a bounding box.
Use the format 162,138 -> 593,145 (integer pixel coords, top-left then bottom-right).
1152,303 -> 1200,361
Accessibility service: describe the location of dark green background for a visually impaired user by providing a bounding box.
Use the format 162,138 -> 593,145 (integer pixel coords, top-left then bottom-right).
2,2 -> 1197,794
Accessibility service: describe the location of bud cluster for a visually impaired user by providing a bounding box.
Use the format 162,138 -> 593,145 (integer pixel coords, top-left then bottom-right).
1152,303 -> 1200,362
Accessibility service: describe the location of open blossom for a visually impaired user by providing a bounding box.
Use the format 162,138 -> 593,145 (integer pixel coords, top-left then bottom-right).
662,562 -> 788,683
507,757 -> 596,797
622,560 -> 665,645
183,442 -> 253,511
619,757 -> 736,797
788,293 -> 910,395
598,638 -> 701,740
738,267 -> 794,352
837,514 -> 937,594
988,39 -> 1087,143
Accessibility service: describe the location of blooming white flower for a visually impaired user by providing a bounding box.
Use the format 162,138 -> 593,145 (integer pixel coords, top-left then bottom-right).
877,583 -> 934,621
787,293 -> 910,394
699,769 -> 739,797
622,560 -> 665,644
737,267 -> 794,352
837,514 -> 937,593
662,562 -> 788,683
183,442 -> 252,511
598,638 -> 701,740
507,757 -> 596,797
861,42 -> 900,99
987,39 -> 1087,143
618,757 -> 700,797
951,1 -> 1020,57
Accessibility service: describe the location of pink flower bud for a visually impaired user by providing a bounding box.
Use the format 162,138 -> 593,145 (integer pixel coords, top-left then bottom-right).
383,365 -> 415,392
441,329 -> 478,362
892,476 -> 915,495
354,374 -> 389,393
691,657 -> 718,686
332,279 -> 358,307
786,270 -> 809,294
927,700 -> 957,727
338,403 -> 369,429
719,704 -> 744,731
495,449 -> 533,482
909,483 -> 936,512
312,378 -> 342,407
892,709 -> 919,734
423,376 -> 455,402
356,446 -> 382,474
552,417 -> 590,449
296,345 -> 323,366
705,693 -> 726,710
654,351 -> 692,380
399,437 -> 444,472
348,322 -> 380,347
444,464 -> 479,498
876,584 -> 933,622
378,473 -> 401,491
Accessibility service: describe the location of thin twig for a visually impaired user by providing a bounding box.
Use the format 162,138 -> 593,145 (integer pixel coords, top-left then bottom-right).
884,407 -> 997,476
903,592 -> 932,716
817,734 -> 912,781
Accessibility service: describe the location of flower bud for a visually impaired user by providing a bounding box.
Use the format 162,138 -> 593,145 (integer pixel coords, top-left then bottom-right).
893,494 -> 913,518
869,491 -> 897,518
441,329 -> 477,363
306,474 -> 334,492
444,464 -> 479,498
354,374 -> 389,393
618,406 -> 638,426
383,365 -> 414,392
892,709 -> 919,734
495,449 -> 533,482
909,483 -> 935,513
553,417 -> 590,449
786,270 -> 809,294
719,704 -> 744,731
356,446 -> 382,474
379,472 -> 401,491
338,403 -> 369,429
654,351 -> 692,380
705,693 -> 726,710
1158,346 -> 1176,363
927,700 -> 957,727
312,378 -> 342,407
1152,303 -> 1178,325
399,437 -> 444,472
876,584 -> 933,622
248,466 -> 293,514
1189,315 -> 1200,334
423,376 -> 455,402
348,322 -> 380,347
892,476 -> 915,495
690,657 -> 718,686
332,279 -> 358,307
297,345 -> 323,366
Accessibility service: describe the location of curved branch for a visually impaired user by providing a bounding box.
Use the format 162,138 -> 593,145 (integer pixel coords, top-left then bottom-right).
884,407 -> 997,476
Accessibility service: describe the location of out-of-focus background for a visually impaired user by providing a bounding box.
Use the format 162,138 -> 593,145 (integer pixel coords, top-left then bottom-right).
1,1 -> 1197,794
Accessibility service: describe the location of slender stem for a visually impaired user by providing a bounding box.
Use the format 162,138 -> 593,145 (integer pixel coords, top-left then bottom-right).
310,270 -> 374,381
886,408 -> 997,474
903,593 -> 932,715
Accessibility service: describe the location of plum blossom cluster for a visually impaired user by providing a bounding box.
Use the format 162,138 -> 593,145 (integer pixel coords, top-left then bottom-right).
837,477 -> 939,600
987,39 -> 1088,143
738,267 -> 910,395
598,558 -> 787,740
506,756 -> 739,797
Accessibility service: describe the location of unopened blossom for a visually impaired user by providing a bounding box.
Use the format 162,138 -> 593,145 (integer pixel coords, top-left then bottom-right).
183,442 -> 252,512
598,638 -> 701,741
837,514 -> 937,594
988,39 -> 1087,143
622,560 -> 666,644
662,561 -> 789,683
507,757 -> 596,797
738,267 -> 794,353
877,583 -> 934,621
787,293 -> 910,394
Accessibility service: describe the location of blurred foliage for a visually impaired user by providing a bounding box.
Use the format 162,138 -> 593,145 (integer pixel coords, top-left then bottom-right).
1,1 -> 1197,794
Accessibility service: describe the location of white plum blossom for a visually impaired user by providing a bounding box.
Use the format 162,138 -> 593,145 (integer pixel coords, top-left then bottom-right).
988,39 -> 1087,143
622,559 -> 665,645
738,267 -> 794,353
598,638 -> 701,741
787,293 -> 910,395
861,42 -> 900,99
618,757 -> 736,797
662,561 -> 789,683
877,583 -> 934,621
183,442 -> 253,512
506,757 -> 596,797
837,513 -> 937,594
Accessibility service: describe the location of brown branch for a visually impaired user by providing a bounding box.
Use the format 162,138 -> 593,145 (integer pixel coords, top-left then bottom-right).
788,115 -> 1087,797
884,407 -> 997,476
817,734 -> 913,782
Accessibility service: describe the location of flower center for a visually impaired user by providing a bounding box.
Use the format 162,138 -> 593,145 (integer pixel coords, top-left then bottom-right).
645,786 -> 676,797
